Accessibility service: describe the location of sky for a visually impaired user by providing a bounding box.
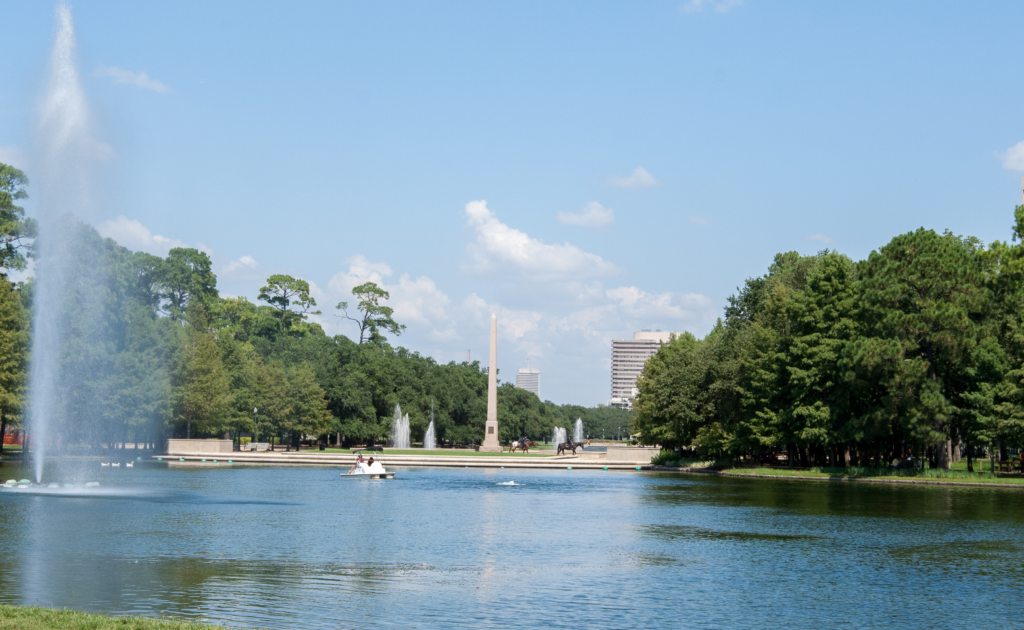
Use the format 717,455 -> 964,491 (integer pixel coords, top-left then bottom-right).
2,0 -> 1024,405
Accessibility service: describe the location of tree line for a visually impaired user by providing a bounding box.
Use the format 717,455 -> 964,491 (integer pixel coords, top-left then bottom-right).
0,161 -> 632,453
634,207 -> 1024,471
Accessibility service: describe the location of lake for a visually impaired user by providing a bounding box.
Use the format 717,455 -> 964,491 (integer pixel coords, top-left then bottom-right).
0,462 -> 1022,629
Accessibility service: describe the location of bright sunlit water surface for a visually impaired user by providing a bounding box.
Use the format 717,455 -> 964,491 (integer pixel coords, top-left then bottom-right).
0,464 -> 1022,629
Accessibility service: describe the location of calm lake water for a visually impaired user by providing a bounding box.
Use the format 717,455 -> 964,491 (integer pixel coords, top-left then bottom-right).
0,462 -> 1022,629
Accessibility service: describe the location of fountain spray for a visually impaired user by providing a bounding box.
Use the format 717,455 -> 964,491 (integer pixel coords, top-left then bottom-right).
30,3 -> 110,482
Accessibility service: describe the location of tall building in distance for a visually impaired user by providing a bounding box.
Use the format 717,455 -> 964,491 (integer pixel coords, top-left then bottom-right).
610,330 -> 679,409
516,368 -> 540,398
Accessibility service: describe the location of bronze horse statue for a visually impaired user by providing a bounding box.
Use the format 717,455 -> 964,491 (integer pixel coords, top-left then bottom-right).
509,439 -> 537,453
557,441 -> 586,455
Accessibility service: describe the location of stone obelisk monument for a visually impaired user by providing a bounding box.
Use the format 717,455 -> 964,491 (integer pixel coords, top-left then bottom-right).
480,313 -> 502,452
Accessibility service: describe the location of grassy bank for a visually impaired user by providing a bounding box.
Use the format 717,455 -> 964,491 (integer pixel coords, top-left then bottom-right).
717,466 -> 1024,485
0,605 -> 227,629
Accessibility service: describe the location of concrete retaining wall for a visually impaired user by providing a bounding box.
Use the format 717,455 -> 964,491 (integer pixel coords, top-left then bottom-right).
166,439 -> 233,454
603,447 -> 657,463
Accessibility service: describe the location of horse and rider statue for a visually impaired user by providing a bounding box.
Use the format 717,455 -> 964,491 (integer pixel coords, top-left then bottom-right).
557,440 -> 586,455
508,436 -> 537,453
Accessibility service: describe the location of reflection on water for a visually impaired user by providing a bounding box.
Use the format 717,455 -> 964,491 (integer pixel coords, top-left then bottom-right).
0,464 -> 1022,628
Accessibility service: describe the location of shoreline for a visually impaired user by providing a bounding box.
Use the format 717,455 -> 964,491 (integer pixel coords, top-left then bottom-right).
154,451 -> 653,470
651,465 -> 1024,488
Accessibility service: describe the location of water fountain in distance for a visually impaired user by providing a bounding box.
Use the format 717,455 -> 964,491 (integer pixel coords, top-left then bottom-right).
552,427 -> 567,448
423,402 -> 436,450
391,404 -> 410,449
574,418 -> 584,444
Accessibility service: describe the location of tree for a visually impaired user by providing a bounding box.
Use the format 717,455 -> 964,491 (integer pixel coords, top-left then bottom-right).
0,279 -> 29,453
254,360 -> 289,445
852,229 -> 984,469
258,274 -> 320,335
336,281 -> 405,344
171,314 -> 232,439
284,363 -> 333,447
218,336 -> 261,437
633,333 -> 711,450
0,163 -> 37,273
778,253 -> 858,465
155,248 -> 218,321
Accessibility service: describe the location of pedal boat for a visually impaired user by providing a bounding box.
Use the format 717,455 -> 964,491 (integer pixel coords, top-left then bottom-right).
341,449 -> 395,479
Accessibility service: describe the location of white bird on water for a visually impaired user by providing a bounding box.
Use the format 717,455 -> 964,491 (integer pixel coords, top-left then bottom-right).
101,463 -> 110,467
112,462 -> 120,467
125,462 -> 133,468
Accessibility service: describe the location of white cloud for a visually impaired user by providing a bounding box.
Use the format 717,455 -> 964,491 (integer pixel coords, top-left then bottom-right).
689,216 -> 711,225
0,146 -> 27,169
327,254 -> 393,296
391,274 -> 453,327
326,254 -> 455,339
1001,140 -> 1024,171
808,233 -> 835,244
94,66 -> 170,93
606,167 -> 659,189
680,0 -> 744,14
463,200 -> 620,278
551,286 -> 717,364
97,215 -> 189,256
461,294 -> 542,341
605,286 -> 714,318
221,255 -> 258,275
557,201 -> 615,228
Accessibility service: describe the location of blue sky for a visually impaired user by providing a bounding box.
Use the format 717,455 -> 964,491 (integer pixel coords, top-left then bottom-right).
2,0 -> 1024,405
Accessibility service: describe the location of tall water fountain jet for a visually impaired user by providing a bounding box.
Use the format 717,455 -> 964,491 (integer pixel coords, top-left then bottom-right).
574,418 -> 584,444
391,404 -> 410,449
423,401 -> 436,450
30,3 -> 110,483
552,427 -> 567,447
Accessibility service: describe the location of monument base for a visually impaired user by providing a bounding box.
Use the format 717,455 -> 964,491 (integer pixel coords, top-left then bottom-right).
477,445 -> 503,453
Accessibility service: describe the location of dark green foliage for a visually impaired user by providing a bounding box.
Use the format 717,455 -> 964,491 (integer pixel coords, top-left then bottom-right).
0,163 -> 37,273
635,214 -> 1024,467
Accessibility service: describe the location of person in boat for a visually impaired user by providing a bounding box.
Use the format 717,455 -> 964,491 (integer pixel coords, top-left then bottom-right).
366,457 -> 385,474
348,455 -> 370,474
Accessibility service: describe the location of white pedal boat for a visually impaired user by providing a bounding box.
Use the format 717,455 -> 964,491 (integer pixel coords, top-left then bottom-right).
341,449 -> 395,479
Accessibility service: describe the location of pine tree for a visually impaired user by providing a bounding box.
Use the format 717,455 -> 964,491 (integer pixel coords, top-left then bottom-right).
284,363 -> 332,446
171,325 -> 231,439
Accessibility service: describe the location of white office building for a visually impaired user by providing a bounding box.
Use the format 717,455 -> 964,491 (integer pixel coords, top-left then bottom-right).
516,368 -> 540,397
609,330 -> 679,409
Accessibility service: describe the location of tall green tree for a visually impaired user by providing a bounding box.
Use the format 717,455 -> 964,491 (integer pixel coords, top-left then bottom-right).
336,281 -> 405,344
855,228 -> 984,469
258,274 -> 320,336
171,312 -> 231,439
284,363 -> 333,446
0,163 -> 37,273
155,248 -> 218,321
633,333 -> 710,450
254,360 -> 288,444
0,279 -> 28,453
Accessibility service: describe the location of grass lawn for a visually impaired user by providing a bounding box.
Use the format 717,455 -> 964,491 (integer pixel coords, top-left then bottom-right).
0,605 -> 229,629
720,466 -> 1024,485
319,448 -> 556,457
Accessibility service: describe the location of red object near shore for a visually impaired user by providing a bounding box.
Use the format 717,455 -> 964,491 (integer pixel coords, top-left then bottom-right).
3,434 -> 22,446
